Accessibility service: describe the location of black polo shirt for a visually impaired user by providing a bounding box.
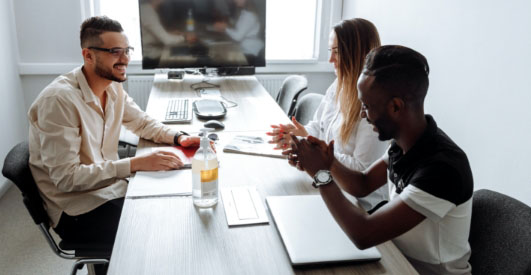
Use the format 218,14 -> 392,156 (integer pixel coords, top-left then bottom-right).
387,115 -> 473,205
383,115 -> 473,275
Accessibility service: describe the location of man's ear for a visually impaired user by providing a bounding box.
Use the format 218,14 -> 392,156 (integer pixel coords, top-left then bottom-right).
389,97 -> 405,115
82,48 -> 94,64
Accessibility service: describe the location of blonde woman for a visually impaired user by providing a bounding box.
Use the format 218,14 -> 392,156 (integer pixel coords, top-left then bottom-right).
268,18 -> 389,212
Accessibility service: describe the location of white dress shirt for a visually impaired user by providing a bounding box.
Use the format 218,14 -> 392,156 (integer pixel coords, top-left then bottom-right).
28,66 -> 177,227
305,79 -> 390,210
226,9 -> 264,56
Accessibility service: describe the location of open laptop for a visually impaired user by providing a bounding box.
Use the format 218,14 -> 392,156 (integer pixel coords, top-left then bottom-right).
266,195 -> 381,266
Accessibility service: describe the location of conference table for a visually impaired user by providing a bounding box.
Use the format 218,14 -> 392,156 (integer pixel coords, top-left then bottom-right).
107,74 -> 418,274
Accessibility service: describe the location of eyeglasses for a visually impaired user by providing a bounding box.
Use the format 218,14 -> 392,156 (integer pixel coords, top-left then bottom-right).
88,46 -> 134,57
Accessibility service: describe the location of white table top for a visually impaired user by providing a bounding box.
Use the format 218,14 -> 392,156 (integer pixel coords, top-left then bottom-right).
108,74 -> 418,274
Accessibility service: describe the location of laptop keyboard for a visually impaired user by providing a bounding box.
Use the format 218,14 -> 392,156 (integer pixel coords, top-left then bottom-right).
164,98 -> 191,123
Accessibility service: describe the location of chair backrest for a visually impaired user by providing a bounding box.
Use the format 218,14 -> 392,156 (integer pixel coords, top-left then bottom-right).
275,75 -> 308,117
293,93 -> 324,125
469,189 -> 531,275
2,141 -> 50,227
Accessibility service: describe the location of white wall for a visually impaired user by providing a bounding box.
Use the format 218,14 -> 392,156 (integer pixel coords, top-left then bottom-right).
13,0 -> 336,117
0,0 -> 29,196
14,0 -> 82,64
344,0 -> 531,205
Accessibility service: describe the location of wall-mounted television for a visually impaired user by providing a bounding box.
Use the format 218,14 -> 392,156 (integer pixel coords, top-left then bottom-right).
139,0 -> 266,70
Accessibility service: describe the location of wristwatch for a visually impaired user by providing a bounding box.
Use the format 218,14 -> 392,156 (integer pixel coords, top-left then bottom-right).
312,170 -> 333,188
174,131 -> 190,146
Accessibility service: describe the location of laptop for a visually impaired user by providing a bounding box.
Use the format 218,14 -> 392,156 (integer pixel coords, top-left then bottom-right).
266,195 -> 381,266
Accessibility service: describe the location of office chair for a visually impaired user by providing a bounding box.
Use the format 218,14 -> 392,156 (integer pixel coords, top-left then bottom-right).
469,189 -> 531,275
292,93 -> 324,125
118,126 -> 139,159
275,75 -> 308,117
2,141 -> 112,275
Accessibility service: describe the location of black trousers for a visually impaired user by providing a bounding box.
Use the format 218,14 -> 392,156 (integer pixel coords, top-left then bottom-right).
54,198 -> 124,274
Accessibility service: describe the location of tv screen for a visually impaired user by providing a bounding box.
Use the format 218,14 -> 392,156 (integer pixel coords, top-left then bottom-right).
139,0 -> 266,69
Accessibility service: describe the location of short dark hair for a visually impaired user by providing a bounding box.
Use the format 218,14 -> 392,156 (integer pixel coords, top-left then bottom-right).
363,45 -> 430,108
80,16 -> 123,48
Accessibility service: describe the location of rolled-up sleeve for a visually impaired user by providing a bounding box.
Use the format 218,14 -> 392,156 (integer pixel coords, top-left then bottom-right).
35,96 -> 130,192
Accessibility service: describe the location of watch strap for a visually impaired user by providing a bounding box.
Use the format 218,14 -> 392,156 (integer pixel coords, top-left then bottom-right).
174,131 -> 190,146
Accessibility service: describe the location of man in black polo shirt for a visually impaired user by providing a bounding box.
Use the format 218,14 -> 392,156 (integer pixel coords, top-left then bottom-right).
286,45 -> 473,274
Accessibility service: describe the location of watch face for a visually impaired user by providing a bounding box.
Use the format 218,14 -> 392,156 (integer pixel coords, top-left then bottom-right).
317,171 -> 330,183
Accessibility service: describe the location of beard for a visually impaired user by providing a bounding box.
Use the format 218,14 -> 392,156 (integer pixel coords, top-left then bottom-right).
369,115 -> 397,141
94,61 -> 127,83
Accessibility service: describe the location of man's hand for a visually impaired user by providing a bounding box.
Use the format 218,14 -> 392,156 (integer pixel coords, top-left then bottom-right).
130,151 -> 183,172
286,134 -> 335,177
179,135 -> 200,147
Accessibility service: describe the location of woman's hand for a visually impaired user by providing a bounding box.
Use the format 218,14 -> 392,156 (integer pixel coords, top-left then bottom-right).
266,117 -> 308,150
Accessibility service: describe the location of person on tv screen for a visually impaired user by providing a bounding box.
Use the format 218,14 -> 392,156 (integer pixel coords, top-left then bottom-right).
140,0 -> 197,67
213,0 -> 264,65
268,19 -> 390,212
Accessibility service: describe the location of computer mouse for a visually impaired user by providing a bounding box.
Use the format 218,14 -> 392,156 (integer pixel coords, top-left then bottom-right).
204,120 -> 225,130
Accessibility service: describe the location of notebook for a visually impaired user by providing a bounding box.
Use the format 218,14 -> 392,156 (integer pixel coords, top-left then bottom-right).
266,195 -> 381,266
223,135 -> 285,159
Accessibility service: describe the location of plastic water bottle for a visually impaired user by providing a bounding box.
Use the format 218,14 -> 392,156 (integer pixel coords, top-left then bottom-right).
192,128 -> 218,207
186,9 -> 195,32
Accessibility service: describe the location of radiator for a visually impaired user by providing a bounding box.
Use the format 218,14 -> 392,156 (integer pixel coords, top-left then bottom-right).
255,74 -> 288,100
125,75 -> 154,111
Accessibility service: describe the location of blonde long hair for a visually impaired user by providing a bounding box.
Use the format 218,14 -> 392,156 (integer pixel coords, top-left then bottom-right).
334,18 -> 381,144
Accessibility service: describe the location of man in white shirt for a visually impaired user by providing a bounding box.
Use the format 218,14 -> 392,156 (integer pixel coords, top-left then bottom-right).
286,45 -> 473,274
28,16 -> 199,253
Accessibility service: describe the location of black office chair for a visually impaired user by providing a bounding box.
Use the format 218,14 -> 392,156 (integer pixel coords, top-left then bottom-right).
2,141 -> 112,275
275,75 -> 308,117
469,189 -> 531,275
118,126 -> 138,159
292,93 -> 324,125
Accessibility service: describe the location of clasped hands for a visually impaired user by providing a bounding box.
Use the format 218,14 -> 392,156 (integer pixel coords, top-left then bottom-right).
282,134 -> 335,178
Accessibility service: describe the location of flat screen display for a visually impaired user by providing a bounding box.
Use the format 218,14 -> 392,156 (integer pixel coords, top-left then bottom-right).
139,0 -> 266,69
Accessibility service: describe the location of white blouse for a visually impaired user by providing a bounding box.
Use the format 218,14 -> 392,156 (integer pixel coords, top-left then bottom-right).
305,79 -> 390,210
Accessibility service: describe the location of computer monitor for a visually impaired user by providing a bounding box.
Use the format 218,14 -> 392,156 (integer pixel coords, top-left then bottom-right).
139,0 -> 266,70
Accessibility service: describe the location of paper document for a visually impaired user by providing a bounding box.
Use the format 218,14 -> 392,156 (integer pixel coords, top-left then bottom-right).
223,135 -> 285,159
221,187 -> 269,226
126,170 -> 192,199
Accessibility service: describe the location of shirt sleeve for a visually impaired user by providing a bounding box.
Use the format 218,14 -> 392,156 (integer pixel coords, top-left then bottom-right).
226,10 -> 259,41
34,95 -> 131,193
141,4 -> 185,45
399,163 -> 463,222
121,92 -> 177,145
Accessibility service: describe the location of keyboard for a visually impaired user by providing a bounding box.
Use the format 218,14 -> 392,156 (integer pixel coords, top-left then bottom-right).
163,98 -> 192,124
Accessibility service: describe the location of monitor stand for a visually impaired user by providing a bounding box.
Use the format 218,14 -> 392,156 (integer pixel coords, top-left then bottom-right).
215,67 -> 255,76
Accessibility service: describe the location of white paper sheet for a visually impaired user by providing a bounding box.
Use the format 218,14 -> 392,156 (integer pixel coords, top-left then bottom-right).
221,187 -> 269,226
126,170 -> 192,199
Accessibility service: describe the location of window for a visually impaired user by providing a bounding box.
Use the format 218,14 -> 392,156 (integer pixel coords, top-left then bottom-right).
266,0 -> 319,61
96,0 -> 142,61
95,0 -> 323,63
